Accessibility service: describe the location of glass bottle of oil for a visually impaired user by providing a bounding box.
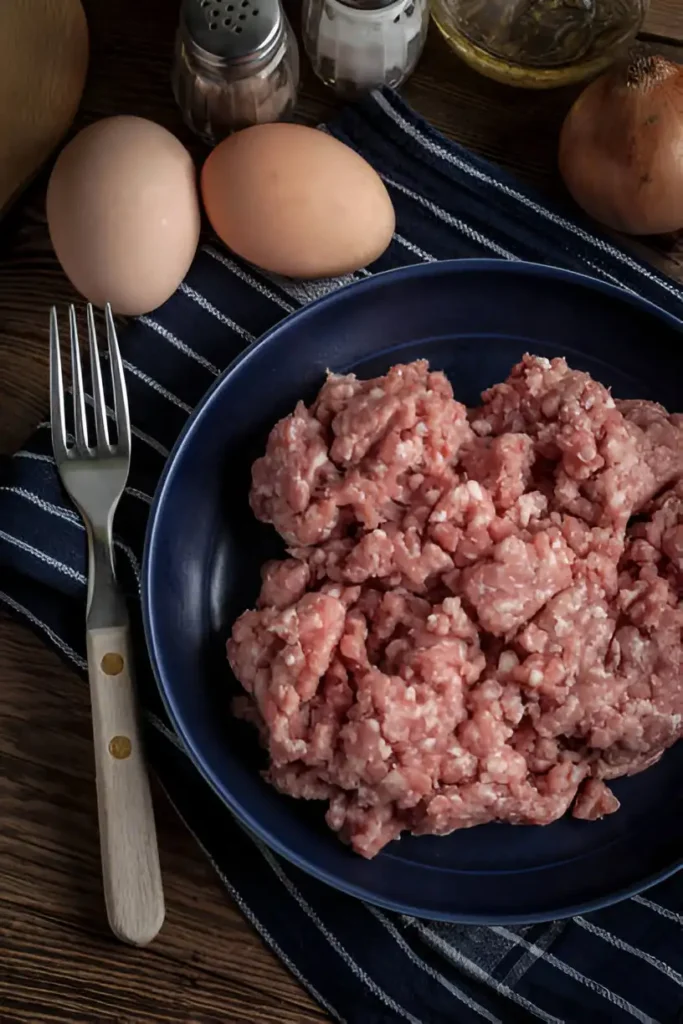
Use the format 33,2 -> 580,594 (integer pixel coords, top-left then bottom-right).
430,0 -> 648,89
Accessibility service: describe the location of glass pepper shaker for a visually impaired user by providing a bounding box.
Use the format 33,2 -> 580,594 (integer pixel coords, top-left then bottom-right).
429,0 -> 648,89
302,0 -> 429,98
172,0 -> 300,143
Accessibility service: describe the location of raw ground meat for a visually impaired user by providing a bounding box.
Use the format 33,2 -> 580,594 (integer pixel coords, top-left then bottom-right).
250,361 -> 473,546
227,356 -> 683,858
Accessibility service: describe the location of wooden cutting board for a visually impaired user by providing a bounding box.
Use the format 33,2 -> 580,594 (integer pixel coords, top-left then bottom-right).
0,0 -> 89,218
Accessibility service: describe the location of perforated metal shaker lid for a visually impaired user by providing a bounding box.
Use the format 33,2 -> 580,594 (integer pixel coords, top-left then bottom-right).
180,0 -> 285,74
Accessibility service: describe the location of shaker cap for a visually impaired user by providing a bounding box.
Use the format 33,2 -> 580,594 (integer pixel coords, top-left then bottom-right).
180,0 -> 283,70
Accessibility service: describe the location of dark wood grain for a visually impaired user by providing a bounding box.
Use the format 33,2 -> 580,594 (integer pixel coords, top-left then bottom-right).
643,0 -> 683,44
0,616 -> 327,1024
1,2 -> 683,1022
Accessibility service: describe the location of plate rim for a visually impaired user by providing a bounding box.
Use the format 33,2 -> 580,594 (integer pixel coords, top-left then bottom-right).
142,257 -> 683,923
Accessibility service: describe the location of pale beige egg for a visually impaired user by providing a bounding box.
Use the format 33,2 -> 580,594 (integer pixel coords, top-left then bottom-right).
200,123 -> 395,279
47,116 -> 201,316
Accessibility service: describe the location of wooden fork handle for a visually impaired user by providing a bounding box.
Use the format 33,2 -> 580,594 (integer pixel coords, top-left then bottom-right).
86,624 -> 165,946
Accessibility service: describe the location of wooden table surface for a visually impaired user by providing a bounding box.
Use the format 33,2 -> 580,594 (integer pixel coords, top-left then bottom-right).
2,2 -> 683,1022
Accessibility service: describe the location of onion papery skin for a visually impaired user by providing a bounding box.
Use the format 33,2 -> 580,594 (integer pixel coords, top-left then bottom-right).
559,55 -> 683,236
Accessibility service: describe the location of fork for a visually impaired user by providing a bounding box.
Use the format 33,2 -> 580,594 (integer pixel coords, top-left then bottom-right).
50,303 -> 165,946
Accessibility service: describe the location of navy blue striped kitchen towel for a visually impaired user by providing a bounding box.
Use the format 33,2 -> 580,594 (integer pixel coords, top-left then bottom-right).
2,88 -> 683,1024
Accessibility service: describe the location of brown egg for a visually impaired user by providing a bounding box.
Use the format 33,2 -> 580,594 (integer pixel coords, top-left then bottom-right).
47,116 -> 201,316
201,123 -> 395,279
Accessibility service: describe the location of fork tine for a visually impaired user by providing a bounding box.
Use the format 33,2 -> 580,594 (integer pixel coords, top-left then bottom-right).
69,305 -> 89,450
105,303 -> 131,458
87,304 -> 110,449
49,307 -> 68,461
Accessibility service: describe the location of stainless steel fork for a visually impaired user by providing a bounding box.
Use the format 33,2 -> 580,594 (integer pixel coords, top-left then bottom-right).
50,303 -> 165,946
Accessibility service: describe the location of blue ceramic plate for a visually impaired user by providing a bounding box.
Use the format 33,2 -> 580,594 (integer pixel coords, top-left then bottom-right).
143,260 -> 683,923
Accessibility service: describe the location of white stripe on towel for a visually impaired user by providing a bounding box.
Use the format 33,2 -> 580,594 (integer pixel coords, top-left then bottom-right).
153,776 -> 347,1024
131,716 -> 432,1024
373,90 -> 683,306
14,449 -> 54,464
574,916 -> 683,988
632,895 -> 683,926
0,486 -> 141,586
263,272 -> 359,305
204,246 -> 296,313
503,921 -> 567,987
121,357 -> 193,414
255,839 -> 426,1024
70,389 -> 169,458
369,907 -> 503,1023
383,175 -> 519,261
0,486 -> 79,525
138,316 -> 220,376
0,529 -> 86,584
394,233 -> 437,262
491,926 -> 657,1024
180,282 -> 255,341
13,450 -> 153,507
0,589 -> 87,671
409,920 -> 562,1024
145,712 -> 185,750
125,486 -> 153,506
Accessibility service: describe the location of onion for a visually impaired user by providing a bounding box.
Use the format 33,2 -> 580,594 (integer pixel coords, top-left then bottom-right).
558,54 -> 683,236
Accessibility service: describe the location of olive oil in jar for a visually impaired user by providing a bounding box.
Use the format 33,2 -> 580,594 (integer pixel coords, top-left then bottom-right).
430,0 -> 648,89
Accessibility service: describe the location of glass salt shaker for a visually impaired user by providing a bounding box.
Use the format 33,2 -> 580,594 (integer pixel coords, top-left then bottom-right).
172,0 -> 299,143
302,0 -> 429,97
